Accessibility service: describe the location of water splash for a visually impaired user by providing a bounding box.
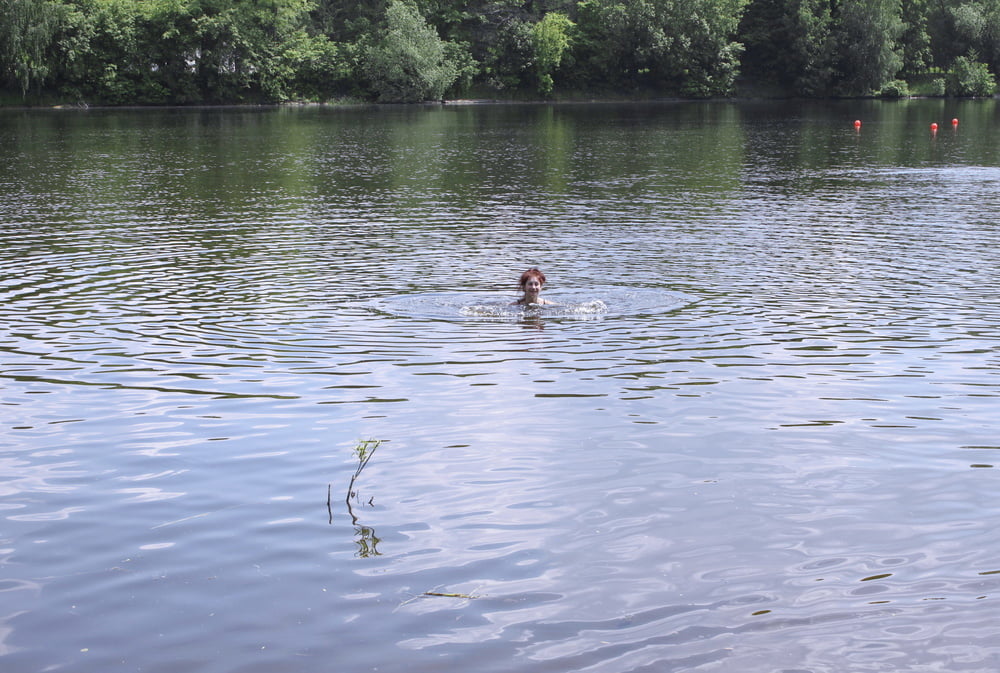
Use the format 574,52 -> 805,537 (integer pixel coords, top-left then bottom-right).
369,288 -> 690,321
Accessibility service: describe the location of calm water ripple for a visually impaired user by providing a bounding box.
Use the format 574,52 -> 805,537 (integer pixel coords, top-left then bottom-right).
2,101 -> 1000,672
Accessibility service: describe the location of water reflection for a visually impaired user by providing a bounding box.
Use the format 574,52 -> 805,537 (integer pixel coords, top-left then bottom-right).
353,524 -> 383,558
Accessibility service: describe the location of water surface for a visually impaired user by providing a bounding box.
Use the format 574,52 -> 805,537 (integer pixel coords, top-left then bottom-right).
2,100 -> 1000,672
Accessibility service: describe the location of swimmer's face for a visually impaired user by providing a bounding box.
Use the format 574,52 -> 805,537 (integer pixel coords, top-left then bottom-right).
522,277 -> 543,295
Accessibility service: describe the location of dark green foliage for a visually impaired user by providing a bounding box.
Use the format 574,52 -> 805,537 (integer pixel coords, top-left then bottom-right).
737,0 -> 786,86
948,52 -> 997,95
478,14 -> 533,91
783,0 -> 834,96
739,0 -> 836,96
568,0 -> 745,96
878,78 -> 909,98
312,0 -> 387,42
2,0 -> 1000,104
832,0 -> 904,96
0,0 -> 65,93
443,40 -> 479,94
899,0 -> 932,76
924,0 -> 1000,72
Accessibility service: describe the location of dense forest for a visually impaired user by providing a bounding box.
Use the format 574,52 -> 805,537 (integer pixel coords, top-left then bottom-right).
2,0 -> 999,105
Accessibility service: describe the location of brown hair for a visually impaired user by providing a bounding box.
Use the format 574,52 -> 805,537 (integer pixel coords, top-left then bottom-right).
518,268 -> 546,289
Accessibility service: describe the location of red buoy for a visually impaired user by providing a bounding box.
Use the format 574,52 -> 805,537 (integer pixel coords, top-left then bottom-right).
952,118 -> 959,126
854,119 -> 862,129
930,122 -> 938,131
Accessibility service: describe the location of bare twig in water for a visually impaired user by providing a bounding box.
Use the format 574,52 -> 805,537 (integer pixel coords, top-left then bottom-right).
329,440 -> 384,557
345,439 -> 381,525
396,585 -> 483,609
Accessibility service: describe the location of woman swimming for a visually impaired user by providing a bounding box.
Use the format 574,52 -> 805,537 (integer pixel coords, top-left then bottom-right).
513,268 -> 556,305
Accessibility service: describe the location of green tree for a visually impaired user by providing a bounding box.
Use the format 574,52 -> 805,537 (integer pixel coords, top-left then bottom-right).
925,0 -> 991,69
443,39 -> 478,94
452,0 -> 534,91
190,0 -> 318,101
531,11 -> 573,94
311,0 -> 387,42
137,0 -> 201,103
985,0 -> 1000,73
363,0 -> 459,101
783,0 -> 835,95
132,0 -> 322,103
49,0 -> 148,104
944,0 -> 1000,75
737,0 -> 787,88
951,2 -> 987,47
412,0 -> 471,39
265,29 -> 357,101
485,16 -> 535,90
572,0 -> 674,89
738,0 -> 840,95
0,0 -> 66,94
669,0 -> 747,97
832,0 -> 904,95
899,0 -> 932,76
572,0 -> 746,96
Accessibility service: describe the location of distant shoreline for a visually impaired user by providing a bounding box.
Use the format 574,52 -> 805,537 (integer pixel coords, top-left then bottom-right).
2,93 -> 997,111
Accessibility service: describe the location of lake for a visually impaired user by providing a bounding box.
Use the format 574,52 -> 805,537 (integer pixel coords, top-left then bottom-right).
2,99 -> 1000,672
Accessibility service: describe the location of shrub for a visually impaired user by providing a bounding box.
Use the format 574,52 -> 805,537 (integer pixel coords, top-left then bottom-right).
878,79 -> 909,97
948,53 -> 997,97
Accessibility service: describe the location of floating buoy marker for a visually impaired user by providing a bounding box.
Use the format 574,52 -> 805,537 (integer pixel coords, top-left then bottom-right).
952,118 -> 959,126
854,119 -> 862,129
930,122 -> 938,131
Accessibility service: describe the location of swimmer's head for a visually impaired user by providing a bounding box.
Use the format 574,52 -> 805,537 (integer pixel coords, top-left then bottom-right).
519,268 -> 546,290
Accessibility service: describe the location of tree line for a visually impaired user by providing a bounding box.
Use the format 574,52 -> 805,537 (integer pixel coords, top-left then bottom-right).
2,0 -> 998,105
